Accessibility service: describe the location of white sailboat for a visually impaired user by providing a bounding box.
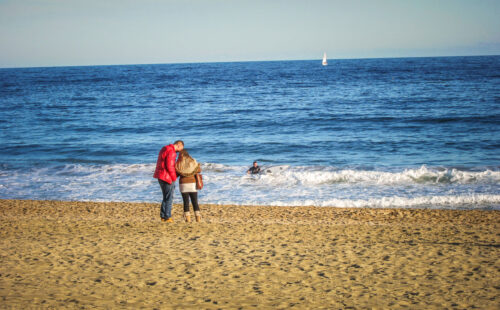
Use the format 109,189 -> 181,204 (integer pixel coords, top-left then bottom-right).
322,52 -> 328,66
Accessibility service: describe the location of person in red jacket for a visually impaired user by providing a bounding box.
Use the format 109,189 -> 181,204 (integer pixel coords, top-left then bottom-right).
154,140 -> 184,222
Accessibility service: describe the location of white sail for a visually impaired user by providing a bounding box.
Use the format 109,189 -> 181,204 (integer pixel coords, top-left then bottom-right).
322,52 -> 328,66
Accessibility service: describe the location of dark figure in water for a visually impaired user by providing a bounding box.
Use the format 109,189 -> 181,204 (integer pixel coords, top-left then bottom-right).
247,161 -> 261,174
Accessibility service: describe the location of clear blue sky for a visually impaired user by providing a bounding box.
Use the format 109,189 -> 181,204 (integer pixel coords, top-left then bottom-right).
1,0 -> 499,68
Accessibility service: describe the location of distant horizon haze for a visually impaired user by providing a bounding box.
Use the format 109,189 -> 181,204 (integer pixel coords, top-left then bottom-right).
1,53 -> 500,70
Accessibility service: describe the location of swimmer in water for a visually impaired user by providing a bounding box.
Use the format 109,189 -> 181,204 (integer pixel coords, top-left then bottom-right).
247,161 -> 261,174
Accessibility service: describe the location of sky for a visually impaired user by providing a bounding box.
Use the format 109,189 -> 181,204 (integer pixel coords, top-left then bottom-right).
0,0 -> 499,68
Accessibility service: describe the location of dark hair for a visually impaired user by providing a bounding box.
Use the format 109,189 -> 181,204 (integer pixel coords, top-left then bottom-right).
253,161 -> 257,164
178,149 -> 191,159
174,140 -> 184,146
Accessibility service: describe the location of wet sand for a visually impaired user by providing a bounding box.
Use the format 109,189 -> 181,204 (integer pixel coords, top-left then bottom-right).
1,199 -> 499,309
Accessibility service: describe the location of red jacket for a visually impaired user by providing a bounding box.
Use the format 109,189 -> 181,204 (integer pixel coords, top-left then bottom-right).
153,144 -> 177,184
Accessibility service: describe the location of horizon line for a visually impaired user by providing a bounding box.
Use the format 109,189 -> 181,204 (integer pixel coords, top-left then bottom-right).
1,53 -> 499,70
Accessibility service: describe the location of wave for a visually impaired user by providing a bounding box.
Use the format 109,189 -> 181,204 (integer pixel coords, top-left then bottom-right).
263,194 -> 500,209
204,163 -> 500,185
2,163 -> 498,187
210,195 -> 500,210
0,163 -> 498,210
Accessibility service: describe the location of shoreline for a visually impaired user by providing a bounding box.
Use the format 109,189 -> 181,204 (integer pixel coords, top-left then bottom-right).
1,199 -> 498,224
1,199 -> 499,308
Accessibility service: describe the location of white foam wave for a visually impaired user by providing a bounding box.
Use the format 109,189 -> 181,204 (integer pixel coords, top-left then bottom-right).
0,163 -> 498,210
250,165 -> 500,186
264,194 -> 500,209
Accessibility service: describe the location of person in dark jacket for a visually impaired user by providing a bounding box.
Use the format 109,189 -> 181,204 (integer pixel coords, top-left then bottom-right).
247,161 -> 261,174
153,140 -> 184,222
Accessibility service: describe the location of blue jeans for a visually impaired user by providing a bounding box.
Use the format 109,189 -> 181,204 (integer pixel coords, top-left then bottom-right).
158,179 -> 174,219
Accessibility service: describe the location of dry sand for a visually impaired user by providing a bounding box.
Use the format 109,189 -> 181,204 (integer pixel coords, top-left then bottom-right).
0,199 -> 499,309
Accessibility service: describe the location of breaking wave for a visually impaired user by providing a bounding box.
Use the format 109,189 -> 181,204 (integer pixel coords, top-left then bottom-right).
0,163 -> 498,210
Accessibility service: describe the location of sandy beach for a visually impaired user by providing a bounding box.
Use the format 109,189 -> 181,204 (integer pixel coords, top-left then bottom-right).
0,199 -> 499,309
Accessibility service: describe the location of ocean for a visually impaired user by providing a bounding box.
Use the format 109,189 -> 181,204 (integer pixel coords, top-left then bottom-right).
1,56 -> 499,209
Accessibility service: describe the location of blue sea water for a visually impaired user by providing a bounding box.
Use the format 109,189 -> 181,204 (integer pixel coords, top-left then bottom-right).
1,56 -> 499,209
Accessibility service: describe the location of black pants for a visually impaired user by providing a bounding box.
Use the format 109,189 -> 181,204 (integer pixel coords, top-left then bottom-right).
182,192 -> 200,212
